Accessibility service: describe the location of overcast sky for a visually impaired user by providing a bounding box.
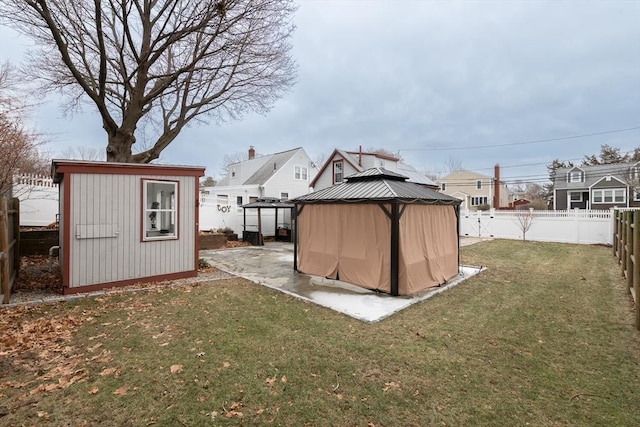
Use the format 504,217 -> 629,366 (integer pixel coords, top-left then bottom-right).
1,0 -> 638,186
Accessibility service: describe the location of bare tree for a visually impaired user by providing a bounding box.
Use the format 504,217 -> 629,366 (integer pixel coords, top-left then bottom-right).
221,150 -> 251,175
444,155 -> 463,173
59,146 -> 104,161
0,62 -> 47,196
0,0 -> 297,163
514,208 -> 534,242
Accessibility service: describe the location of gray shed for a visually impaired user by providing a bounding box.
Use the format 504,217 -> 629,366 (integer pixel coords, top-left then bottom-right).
52,160 -> 204,294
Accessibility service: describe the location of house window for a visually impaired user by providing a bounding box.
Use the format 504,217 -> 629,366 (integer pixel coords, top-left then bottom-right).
476,180 -> 482,190
143,180 -> 177,241
631,165 -> 640,180
333,161 -> 344,184
441,183 -> 447,191
294,166 -> 308,180
635,191 -> 640,202
280,192 -> 289,201
236,196 -> 243,206
569,192 -> 582,202
568,170 -> 584,183
471,196 -> 488,206
249,196 -> 258,203
380,160 -> 385,168
592,189 -> 625,204
217,194 -> 228,204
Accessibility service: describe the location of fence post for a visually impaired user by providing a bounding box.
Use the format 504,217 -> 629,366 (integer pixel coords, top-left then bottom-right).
11,197 -> 19,283
1,197 -> 9,304
634,212 -> 640,330
628,211 -> 635,291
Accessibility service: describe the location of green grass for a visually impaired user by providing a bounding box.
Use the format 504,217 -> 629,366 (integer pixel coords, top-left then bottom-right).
1,240 -> 639,426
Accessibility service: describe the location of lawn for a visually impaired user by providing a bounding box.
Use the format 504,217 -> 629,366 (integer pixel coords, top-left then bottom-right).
1,240 -> 639,426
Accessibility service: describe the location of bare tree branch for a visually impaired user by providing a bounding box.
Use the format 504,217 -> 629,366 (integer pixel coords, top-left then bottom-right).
0,0 -> 297,163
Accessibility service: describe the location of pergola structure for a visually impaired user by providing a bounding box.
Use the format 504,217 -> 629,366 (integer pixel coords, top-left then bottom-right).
241,198 -> 295,245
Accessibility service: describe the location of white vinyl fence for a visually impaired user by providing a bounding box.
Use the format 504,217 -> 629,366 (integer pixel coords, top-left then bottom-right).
199,195 -> 292,236
13,174 -> 59,226
460,209 -> 614,245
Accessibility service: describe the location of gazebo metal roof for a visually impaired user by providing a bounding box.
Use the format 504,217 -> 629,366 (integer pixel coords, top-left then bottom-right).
294,168 -> 461,205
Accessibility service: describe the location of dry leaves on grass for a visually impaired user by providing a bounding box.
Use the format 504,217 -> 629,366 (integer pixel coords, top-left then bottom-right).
170,364 -> 183,374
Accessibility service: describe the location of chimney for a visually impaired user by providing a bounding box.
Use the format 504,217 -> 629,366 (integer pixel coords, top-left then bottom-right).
493,164 -> 500,209
248,146 -> 255,160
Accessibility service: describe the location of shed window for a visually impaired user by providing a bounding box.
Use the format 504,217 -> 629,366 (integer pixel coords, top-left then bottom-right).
333,161 -> 344,184
143,180 -> 178,241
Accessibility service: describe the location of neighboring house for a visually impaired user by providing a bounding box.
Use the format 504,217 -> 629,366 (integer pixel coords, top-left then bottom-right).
310,148 -> 437,191
200,146 -> 318,234
437,165 -> 512,211
205,146 -> 317,203
552,162 -> 640,210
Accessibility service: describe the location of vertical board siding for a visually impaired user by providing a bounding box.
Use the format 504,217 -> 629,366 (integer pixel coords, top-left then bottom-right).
68,173 -> 196,287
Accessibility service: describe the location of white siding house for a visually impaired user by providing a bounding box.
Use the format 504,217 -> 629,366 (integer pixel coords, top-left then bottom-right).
200,147 -> 318,235
52,160 -> 204,293
310,148 -> 437,191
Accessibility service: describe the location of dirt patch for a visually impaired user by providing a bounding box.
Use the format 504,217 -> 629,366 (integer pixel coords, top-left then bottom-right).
14,256 -> 63,294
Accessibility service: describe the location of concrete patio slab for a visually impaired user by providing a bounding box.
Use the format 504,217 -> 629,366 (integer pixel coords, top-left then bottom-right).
201,242 -> 483,323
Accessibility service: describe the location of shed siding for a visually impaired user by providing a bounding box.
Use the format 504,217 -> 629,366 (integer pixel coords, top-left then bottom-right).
68,173 -> 196,288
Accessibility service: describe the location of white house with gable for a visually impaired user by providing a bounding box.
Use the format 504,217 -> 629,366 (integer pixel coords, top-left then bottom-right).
200,146 -> 318,235
310,148 -> 437,191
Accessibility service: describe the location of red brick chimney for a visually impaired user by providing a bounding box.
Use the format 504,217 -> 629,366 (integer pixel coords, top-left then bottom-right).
248,146 -> 255,160
493,164 -> 500,209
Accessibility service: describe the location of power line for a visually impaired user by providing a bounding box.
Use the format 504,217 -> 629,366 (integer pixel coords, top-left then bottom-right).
400,126 -> 640,152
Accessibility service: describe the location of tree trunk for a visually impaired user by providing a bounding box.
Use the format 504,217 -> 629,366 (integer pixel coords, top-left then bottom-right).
106,128 -> 136,163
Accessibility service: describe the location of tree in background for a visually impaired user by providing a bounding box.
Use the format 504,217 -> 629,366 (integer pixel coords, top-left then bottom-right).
0,62 -> 47,196
59,146 -> 104,161
200,176 -> 217,188
0,0 -> 297,163
582,144 -> 640,165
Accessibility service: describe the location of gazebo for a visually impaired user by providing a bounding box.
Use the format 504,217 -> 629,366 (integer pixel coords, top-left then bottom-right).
241,197 -> 295,245
293,168 -> 462,296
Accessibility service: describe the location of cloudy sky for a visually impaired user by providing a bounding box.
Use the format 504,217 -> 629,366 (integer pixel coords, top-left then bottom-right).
1,0 -> 638,186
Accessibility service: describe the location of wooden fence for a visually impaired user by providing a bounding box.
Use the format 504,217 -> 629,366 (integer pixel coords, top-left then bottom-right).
613,209 -> 640,330
1,197 -> 20,304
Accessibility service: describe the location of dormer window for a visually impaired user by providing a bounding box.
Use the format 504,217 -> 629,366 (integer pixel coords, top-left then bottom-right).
630,163 -> 640,180
568,168 -> 584,183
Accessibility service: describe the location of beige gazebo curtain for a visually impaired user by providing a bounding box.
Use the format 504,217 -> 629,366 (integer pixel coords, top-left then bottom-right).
297,203 -> 458,295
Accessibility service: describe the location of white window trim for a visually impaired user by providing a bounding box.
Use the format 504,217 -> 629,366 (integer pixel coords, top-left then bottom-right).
143,179 -> 178,241
333,161 -> 344,184
592,188 -> 626,204
569,192 -> 583,202
470,196 -> 488,206
294,165 -> 309,181
568,169 -> 584,183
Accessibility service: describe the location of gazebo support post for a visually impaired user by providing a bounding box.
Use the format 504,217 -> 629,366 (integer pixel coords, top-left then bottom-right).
257,207 -> 263,245
275,208 -> 279,239
243,208 -> 247,241
390,202 -> 400,296
455,204 -> 461,269
293,206 -> 299,271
